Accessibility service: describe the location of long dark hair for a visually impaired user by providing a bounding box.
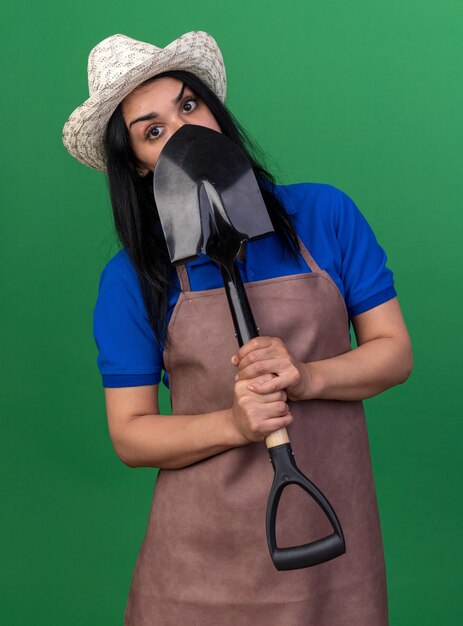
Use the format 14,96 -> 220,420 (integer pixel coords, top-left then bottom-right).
105,70 -> 300,346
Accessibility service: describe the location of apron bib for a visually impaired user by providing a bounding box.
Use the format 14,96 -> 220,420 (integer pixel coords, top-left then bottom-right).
124,242 -> 388,625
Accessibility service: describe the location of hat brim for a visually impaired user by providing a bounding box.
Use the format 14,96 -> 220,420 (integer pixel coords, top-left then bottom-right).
62,31 -> 226,172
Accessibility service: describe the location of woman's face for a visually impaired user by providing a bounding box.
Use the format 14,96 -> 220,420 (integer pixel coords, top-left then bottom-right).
121,77 -> 222,175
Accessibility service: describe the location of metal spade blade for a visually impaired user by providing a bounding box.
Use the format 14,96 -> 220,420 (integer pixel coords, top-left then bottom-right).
153,124 -> 274,265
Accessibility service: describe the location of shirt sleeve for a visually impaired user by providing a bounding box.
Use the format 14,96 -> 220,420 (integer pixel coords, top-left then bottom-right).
334,188 -> 397,317
93,250 -> 164,388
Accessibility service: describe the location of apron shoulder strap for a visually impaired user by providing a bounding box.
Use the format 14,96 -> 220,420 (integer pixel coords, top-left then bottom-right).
176,264 -> 191,292
296,236 -> 323,273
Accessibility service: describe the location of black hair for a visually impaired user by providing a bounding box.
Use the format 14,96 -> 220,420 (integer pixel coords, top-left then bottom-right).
105,70 -> 300,346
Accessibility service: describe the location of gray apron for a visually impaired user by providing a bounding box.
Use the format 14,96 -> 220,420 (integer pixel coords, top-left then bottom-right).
124,240 -> 389,625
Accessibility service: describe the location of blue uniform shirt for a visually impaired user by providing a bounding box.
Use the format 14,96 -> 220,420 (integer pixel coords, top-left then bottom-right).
93,183 -> 396,388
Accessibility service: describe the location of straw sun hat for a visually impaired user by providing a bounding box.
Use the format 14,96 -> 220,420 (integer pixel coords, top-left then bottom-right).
62,31 -> 226,172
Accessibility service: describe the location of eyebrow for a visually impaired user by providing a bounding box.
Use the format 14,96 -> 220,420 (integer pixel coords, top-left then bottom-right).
129,112 -> 158,128
129,83 -> 187,129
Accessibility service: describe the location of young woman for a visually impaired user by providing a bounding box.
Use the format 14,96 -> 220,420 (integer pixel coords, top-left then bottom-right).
63,31 -> 412,625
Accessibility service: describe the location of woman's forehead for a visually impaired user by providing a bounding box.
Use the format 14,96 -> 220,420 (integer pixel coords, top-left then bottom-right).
122,77 -> 185,109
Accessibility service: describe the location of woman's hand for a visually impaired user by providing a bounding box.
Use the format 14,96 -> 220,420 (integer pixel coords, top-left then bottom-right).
231,373 -> 293,443
231,337 -> 310,401
230,299 -> 413,404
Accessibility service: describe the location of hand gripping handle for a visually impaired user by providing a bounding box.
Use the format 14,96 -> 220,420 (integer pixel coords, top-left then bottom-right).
266,443 -> 346,571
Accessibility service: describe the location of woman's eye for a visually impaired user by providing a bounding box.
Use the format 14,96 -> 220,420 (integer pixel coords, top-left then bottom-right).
146,125 -> 163,140
183,98 -> 197,113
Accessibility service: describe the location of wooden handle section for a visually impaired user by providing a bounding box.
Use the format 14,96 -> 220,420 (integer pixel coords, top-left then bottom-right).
265,427 -> 290,449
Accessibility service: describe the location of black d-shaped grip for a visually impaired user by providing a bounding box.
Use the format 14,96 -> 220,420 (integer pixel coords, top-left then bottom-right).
266,443 -> 346,571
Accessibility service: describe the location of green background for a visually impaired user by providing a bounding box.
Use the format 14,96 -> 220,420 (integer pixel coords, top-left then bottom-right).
1,0 -> 461,624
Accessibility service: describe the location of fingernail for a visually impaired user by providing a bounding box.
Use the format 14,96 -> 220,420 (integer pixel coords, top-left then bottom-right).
247,384 -> 255,391
235,374 -> 239,382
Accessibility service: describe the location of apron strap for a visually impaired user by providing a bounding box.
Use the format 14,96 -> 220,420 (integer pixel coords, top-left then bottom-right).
176,264 -> 191,292
297,236 -> 323,273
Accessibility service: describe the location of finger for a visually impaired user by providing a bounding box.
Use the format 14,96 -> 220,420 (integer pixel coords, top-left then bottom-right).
237,358 -> 283,381
236,379 -> 286,403
254,413 -> 294,437
235,337 -> 276,361
238,355 -> 294,380
247,376 -> 287,394
234,372 -> 276,386
250,390 -> 288,404
236,346 -> 283,370
240,353 -> 299,385
249,401 -> 290,421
